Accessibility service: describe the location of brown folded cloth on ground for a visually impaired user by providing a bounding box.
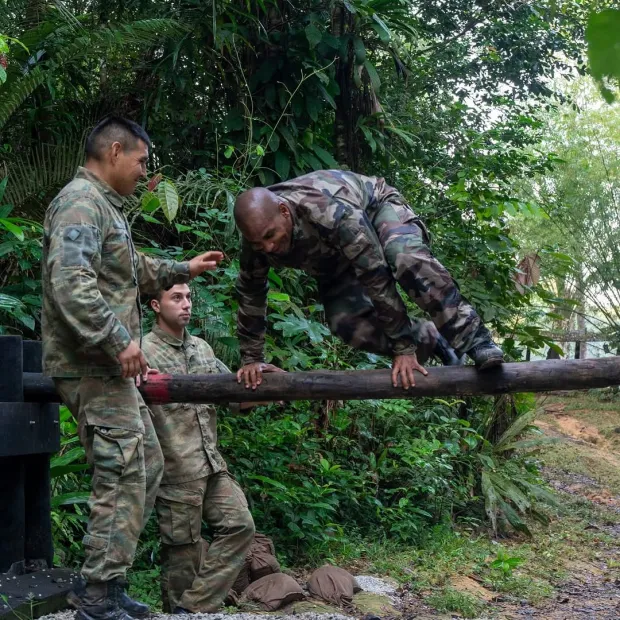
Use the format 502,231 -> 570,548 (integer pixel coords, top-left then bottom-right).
307,565 -> 362,609
240,573 -> 305,611
232,532 -> 280,595
250,549 -> 281,582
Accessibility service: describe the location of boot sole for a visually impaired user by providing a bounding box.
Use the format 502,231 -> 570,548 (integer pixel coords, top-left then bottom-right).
70,595 -> 149,619
477,357 -> 505,371
76,611 -> 138,620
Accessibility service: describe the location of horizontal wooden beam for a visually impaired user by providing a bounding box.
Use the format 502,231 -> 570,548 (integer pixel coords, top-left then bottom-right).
541,329 -> 614,343
23,357 -> 620,404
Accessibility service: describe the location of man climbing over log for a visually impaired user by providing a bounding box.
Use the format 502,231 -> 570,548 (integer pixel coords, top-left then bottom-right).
142,283 -> 277,614
234,169 -> 504,391
42,116 -> 224,620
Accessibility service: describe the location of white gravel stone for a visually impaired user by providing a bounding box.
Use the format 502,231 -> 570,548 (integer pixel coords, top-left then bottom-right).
354,575 -> 397,596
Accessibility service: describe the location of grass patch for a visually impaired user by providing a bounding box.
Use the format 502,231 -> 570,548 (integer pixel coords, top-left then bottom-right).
426,588 -> 485,618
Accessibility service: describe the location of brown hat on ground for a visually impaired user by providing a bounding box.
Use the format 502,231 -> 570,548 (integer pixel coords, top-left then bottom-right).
232,532 -> 280,594
307,565 -> 362,609
241,573 -> 305,611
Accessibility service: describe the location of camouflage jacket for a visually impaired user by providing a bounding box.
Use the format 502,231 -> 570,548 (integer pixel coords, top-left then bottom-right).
42,167 -> 190,377
237,169 -> 418,364
142,324 -> 235,484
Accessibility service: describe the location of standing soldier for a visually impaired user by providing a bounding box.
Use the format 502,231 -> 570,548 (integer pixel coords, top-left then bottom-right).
234,170 -> 504,391
42,116 -> 223,620
142,283 -> 277,613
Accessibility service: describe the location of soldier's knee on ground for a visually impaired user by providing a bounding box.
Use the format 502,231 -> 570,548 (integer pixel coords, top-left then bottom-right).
91,427 -> 145,484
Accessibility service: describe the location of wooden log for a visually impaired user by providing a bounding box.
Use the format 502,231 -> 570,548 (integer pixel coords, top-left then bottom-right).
23,357 -> 620,404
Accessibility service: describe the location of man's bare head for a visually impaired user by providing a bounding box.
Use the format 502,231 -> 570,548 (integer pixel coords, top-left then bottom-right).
234,188 -> 294,255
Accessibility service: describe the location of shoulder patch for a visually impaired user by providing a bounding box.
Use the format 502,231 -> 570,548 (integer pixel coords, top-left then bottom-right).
61,224 -> 100,269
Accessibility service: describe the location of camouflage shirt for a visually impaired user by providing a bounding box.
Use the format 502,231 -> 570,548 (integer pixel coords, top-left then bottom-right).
42,167 -> 190,377
237,169 -> 418,364
142,324 -> 235,484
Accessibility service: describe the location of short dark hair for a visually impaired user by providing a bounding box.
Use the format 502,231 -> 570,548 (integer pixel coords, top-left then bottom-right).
85,116 -> 151,161
152,284 -> 174,303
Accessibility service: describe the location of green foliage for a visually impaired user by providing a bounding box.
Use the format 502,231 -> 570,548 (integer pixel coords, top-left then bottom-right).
490,549 -> 525,577
0,0 -> 601,594
0,178 -> 42,335
426,588 -> 485,618
586,9 -> 620,102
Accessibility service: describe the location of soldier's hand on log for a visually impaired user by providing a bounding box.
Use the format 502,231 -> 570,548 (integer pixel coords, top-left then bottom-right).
135,367 -> 159,387
237,362 -> 285,391
118,340 -> 149,380
392,354 -> 428,390
189,251 -> 225,278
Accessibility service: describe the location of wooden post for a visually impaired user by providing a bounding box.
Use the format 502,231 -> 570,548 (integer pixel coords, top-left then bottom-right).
23,357 -> 620,405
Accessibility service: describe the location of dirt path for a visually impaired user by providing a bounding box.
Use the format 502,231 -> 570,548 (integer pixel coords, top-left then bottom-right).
475,393 -> 620,619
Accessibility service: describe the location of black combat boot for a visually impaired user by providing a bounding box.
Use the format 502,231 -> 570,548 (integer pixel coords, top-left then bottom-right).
70,579 -> 147,620
465,325 -> 504,370
433,333 -> 464,366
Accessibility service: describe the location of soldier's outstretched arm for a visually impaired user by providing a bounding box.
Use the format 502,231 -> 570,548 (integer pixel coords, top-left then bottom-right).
46,201 -> 134,363
135,250 -> 224,295
236,240 -> 271,366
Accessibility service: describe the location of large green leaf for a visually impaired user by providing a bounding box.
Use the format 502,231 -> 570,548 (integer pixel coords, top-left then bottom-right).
363,60 -> 381,91
275,151 -> 290,180
157,180 -> 180,223
0,218 -> 24,241
586,9 -> 620,102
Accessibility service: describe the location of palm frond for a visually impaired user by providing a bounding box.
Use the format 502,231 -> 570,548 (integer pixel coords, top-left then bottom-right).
0,18 -> 186,130
3,138 -> 86,212
494,408 -> 538,452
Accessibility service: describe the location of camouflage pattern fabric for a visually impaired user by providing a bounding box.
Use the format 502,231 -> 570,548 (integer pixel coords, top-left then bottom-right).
320,270 -> 444,365
53,377 -> 164,584
42,167 -> 190,378
156,474 -> 255,613
143,325 -> 254,612
237,169 -> 487,364
142,324 -> 238,485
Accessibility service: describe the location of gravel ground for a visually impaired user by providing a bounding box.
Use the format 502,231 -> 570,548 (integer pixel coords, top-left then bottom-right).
40,612 -> 354,620
38,575 -> 398,620
354,575 -> 396,597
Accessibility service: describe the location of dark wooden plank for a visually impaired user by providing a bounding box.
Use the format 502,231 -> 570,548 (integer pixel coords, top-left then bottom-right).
0,568 -> 77,619
0,404 -> 60,456
0,336 -> 23,402
0,457 -> 25,573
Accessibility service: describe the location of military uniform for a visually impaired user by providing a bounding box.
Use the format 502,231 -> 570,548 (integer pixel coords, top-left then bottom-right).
237,169 -> 492,365
142,324 -> 255,613
42,167 -> 191,585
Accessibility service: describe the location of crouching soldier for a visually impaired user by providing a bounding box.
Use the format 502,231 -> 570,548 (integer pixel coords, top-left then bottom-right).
142,283 -> 280,613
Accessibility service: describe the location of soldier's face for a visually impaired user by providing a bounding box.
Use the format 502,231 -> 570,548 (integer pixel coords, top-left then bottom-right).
248,203 -> 293,255
154,284 -> 192,330
111,140 -> 149,195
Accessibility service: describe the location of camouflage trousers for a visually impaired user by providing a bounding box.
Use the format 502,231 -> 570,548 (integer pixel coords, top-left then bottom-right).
156,473 -> 255,613
321,199 -> 490,358
54,377 -> 164,583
